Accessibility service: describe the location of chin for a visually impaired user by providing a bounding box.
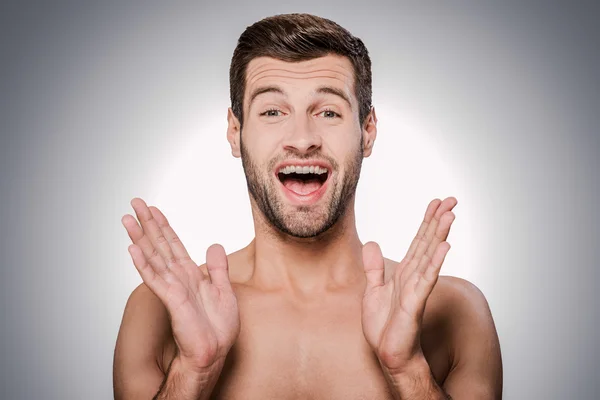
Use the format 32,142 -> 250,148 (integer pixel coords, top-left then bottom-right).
276,201 -> 343,239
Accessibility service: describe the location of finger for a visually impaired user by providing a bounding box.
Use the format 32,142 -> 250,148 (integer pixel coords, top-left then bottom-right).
411,197 -> 457,262
362,241 -> 385,290
415,242 -> 451,299
398,208 -> 454,289
122,213 -> 169,277
149,206 -> 193,264
424,211 -> 455,261
131,198 -> 177,268
404,199 -> 441,262
411,211 -> 454,282
206,244 -> 232,291
128,244 -> 169,300
398,199 -> 445,284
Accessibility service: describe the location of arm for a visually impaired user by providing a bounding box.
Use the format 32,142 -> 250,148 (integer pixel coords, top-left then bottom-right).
438,277 -> 503,399
383,359 -> 451,400
113,283 -> 171,399
154,355 -> 224,400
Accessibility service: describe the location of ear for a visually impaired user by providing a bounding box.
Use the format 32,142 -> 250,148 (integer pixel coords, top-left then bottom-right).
227,107 -> 242,158
362,106 -> 378,158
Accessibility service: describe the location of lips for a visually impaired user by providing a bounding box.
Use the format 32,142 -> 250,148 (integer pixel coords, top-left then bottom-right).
274,161 -> 331,204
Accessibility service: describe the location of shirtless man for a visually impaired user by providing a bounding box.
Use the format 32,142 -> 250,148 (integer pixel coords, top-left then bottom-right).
113,13 -> 502,400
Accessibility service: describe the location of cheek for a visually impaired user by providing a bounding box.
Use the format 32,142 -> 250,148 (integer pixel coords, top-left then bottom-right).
242,132 -> 279,168
243,126 -> 276,150
326,135 -> 361,160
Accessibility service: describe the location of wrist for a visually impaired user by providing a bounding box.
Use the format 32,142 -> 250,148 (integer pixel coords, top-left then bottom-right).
173,354 -> 225,381
155,356 -> 225,400
382,356 -> 446,400
378,350 -> 428,379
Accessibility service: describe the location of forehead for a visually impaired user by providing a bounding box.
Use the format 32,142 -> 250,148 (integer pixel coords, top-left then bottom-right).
244,54 -> 356,102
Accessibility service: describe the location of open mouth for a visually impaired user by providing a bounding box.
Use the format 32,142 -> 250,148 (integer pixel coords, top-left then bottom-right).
277,165 -> 329,196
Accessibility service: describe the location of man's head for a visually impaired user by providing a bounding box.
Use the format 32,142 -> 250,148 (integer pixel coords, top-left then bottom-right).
226,13 -> 378,239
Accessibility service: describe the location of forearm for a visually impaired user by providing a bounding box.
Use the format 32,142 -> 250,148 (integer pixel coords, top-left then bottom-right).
153,357 -> 224,400
383,358 -> 451,400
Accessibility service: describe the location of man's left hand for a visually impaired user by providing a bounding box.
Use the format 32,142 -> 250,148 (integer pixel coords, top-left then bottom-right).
361,197 -> 458,375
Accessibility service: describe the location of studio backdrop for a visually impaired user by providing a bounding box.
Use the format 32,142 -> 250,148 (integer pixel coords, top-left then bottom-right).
0,1 -> 598,399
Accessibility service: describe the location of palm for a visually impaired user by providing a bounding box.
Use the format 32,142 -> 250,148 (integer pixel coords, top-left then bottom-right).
361,197 -> 457,372
122,198 -> 240,370
161,255 -> 239,368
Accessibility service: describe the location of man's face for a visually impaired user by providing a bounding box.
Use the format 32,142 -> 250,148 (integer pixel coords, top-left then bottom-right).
233,54 -> 368,238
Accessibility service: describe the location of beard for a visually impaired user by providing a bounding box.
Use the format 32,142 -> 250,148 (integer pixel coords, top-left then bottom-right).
240,135 -> 364,239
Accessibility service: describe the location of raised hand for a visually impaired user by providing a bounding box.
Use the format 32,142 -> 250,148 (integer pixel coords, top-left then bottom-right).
122,198 -> 240,372
361,197 -> 457,374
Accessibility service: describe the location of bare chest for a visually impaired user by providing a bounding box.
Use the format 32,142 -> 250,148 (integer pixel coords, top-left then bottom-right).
163,288 -> 450,399
211,291 -> 394,399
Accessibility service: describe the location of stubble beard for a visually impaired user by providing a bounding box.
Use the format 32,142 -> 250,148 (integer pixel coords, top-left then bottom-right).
240,135 -> 364,239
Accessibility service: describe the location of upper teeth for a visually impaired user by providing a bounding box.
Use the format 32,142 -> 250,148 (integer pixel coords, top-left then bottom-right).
278,165 -> 328,175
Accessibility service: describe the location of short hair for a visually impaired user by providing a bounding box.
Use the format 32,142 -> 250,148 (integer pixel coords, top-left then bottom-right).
229,13 -> 372,131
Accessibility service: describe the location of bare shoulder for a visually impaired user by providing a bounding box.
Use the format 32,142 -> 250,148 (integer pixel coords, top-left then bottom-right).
383,259 -> 496,336
125,282 -> 171,330
117,283 -> 172,362
431,275 -> 490,309
381,257 -> 492,317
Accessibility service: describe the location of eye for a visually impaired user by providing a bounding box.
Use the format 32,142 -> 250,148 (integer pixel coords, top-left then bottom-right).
260,108 -> 283,117
317,109 -> 341,119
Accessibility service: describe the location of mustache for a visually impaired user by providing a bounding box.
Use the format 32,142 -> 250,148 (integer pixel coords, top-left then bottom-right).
269,151 -> 339,170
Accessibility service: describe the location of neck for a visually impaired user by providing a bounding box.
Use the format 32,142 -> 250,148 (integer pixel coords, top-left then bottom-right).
246,196 -> 365,295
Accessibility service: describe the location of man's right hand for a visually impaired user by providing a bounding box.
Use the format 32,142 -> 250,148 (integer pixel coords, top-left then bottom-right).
122,197 -> 240,374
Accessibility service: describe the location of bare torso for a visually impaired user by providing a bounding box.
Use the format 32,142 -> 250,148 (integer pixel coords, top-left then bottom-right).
157,250 -> 454,399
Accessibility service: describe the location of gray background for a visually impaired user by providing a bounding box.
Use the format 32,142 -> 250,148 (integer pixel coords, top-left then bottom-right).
1,1 -> 599,399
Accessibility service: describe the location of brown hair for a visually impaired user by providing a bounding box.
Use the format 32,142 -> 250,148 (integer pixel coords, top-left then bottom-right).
229,13 -> 372,131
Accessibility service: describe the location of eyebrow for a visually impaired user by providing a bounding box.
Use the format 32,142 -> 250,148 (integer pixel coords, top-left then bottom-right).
314,86 -> 352,108
248,85 -> 352,109
249,85 -> 285,106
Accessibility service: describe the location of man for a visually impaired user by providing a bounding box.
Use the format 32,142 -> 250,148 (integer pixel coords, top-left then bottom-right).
113,13 -> 502,399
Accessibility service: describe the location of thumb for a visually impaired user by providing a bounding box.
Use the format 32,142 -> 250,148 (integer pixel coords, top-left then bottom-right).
206,243 -> 232,291
362,241 -> 385,291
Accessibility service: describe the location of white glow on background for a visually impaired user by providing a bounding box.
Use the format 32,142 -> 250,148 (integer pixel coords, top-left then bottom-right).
143,98 -> 476,286
149,116 -> 254,264
356,100 -> 478,283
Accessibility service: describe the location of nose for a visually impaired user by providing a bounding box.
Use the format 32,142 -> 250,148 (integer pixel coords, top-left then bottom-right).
281,113 -> 322,154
